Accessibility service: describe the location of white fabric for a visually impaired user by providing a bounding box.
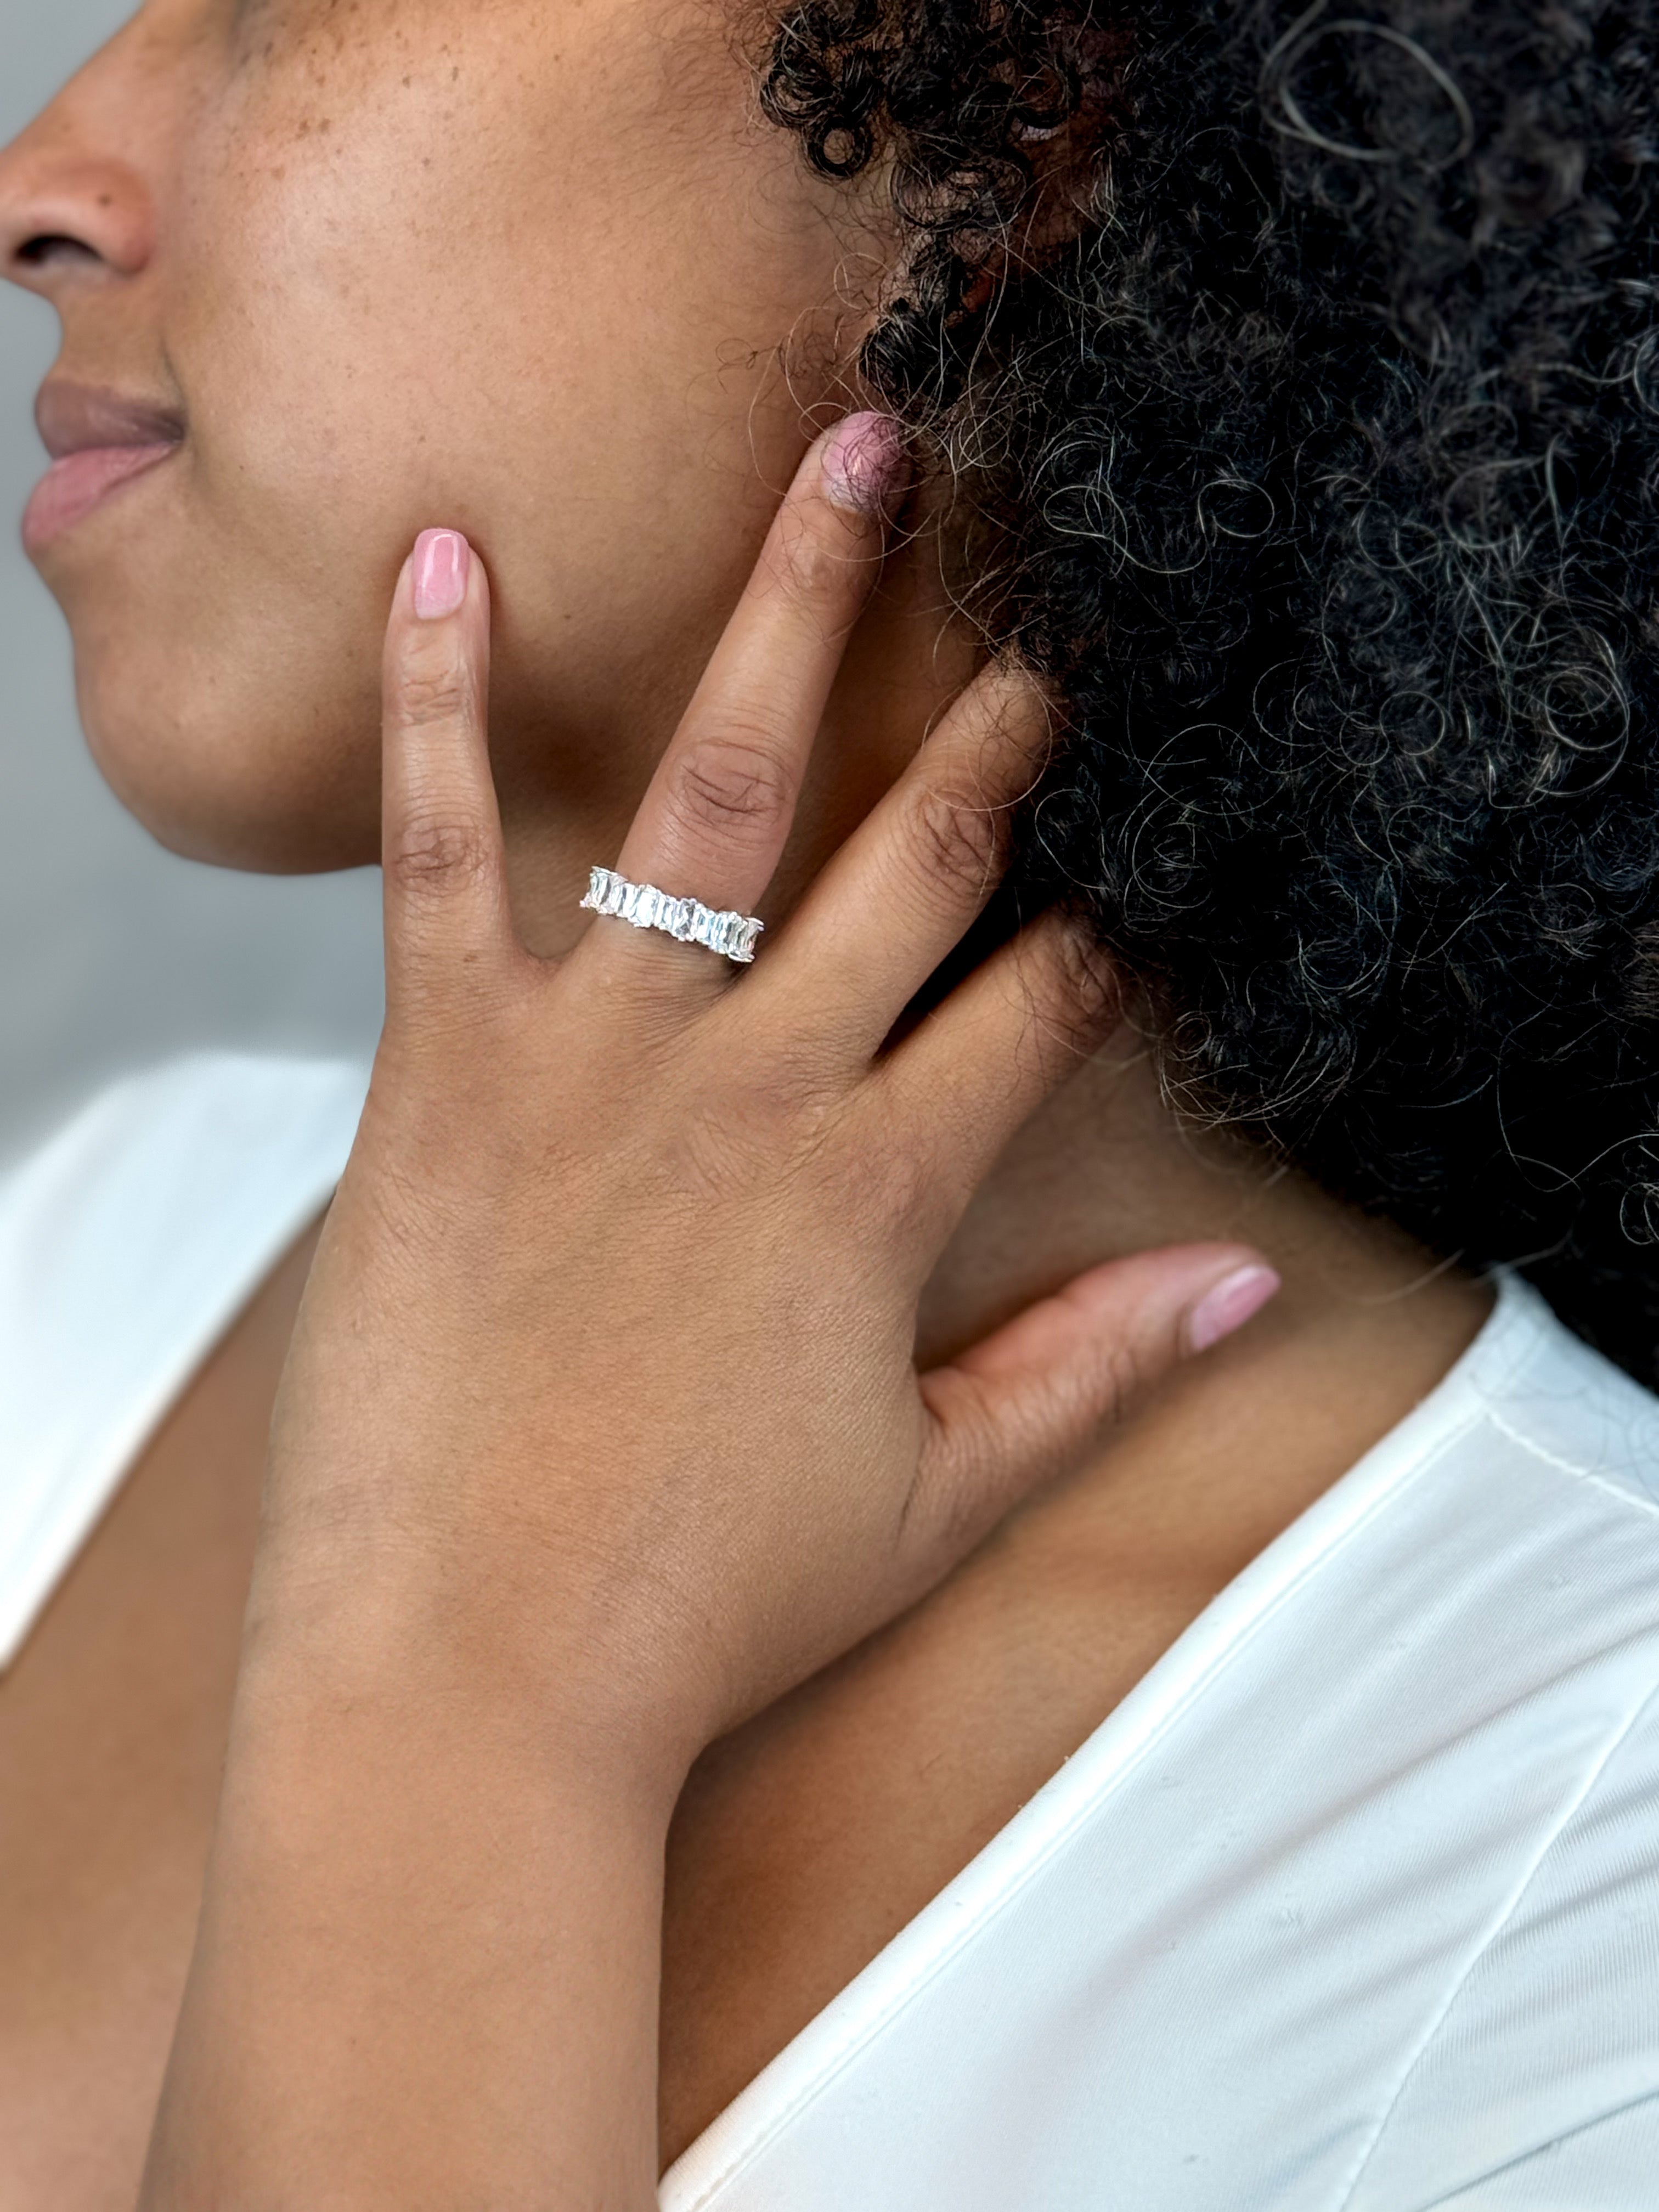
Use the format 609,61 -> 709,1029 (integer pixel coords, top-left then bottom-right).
3,1054 -> 1658,2206
663,1277 -> 1659,2211
0,1052 -> 369,1667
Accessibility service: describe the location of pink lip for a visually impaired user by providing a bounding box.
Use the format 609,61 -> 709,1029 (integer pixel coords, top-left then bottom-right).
23,436 -> 180,548
22,441 -> 179,555
22,381 -> 185,556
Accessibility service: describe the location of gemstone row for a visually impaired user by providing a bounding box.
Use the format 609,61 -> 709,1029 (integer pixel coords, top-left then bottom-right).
579,867 -> 763,963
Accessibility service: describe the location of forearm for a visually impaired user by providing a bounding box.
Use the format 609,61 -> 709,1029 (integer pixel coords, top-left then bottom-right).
139,1605 -> 680,2211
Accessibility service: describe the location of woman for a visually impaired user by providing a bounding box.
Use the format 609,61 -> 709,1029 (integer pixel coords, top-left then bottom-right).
2,0 -> 1656,2203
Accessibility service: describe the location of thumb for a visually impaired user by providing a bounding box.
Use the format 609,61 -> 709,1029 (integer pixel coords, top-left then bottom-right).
907,1245 -> 1280,1582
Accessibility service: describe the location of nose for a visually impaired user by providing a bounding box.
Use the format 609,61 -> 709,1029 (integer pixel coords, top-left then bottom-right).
0,24 -> 162,306
0,153 -> 155,297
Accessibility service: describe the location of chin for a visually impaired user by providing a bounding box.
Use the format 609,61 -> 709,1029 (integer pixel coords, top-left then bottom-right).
42,509 -> 387,874
71,624 -> 383,877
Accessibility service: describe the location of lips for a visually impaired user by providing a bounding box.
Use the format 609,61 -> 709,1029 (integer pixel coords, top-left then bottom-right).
22,382 -> 185,555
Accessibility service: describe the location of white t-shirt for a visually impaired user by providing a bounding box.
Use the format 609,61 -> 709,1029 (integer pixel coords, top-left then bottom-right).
3,1053 -> 1657,2208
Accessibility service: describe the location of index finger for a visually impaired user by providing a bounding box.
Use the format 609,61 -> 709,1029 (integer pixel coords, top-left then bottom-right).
380,528 -> 518,1030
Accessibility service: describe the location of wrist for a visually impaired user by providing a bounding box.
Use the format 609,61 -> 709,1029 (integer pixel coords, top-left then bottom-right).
236,1529 -> 710,1804
149,1597 -> 675,2212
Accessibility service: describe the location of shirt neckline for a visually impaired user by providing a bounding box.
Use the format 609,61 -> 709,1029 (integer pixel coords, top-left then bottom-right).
658,1269 -> 1547,2208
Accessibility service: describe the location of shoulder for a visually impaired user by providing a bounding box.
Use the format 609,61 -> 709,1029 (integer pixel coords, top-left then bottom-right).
0,1051 -> 370,1244
1466,1277 -> 1659,1528
0,1052 -> 369,1667
0,1051 -> 369,1370
1383,1276 -> 1659,1642
1342,1279 -> 1659,2208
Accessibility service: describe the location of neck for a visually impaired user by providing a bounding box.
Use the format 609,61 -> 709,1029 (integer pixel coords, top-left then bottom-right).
495,520 -> 1492,1525
917,1030 -> 1480,1356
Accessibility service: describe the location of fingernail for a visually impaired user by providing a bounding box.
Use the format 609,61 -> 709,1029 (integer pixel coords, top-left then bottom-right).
820,411 -> 906,517
413,528 -> 470,619
1184,1263 -> 1281,1356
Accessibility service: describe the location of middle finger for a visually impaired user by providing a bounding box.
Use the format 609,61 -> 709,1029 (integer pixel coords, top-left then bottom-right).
590,411 -> 906,983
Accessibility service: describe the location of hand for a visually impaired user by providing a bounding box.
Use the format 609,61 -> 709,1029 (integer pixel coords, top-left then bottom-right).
257,410 -> 1277,1763
143,414 -> 1278,2210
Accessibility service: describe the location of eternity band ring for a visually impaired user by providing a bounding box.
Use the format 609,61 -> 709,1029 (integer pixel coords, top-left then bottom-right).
579,866 -> 764,965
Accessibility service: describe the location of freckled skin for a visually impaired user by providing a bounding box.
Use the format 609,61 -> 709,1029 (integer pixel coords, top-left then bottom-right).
2,0 -> 871,883
0,12 -> 1501,2201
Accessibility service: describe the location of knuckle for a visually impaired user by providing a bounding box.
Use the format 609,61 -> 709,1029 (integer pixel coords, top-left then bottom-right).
670,731 -> 794,843
1026,920 -> 1132,1066
1044,918 -> 1121,1035
866,1138 -> 934,1235
838,1110 -> 935,1236
994,924 -> 1120,1081
965,661 -> 1057,772
390,656 -> 473,730
387,812 -> 490,897
907,1411 -> 992,1555
765,503 -> 857,608
1100,1336 -> 1153,1426
901,777 -> 1007,901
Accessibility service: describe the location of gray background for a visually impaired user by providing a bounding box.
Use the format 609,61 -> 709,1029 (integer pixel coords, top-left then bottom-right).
0,0 -> 382,1171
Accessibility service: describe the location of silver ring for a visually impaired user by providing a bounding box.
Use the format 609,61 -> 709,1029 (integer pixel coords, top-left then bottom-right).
579,867 -> 763,964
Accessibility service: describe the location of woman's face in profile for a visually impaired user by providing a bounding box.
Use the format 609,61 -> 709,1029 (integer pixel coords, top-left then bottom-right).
0,0 -> 858,873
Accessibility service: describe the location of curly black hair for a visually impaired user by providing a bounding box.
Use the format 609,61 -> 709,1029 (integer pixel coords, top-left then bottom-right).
760,0 -> 1659,1377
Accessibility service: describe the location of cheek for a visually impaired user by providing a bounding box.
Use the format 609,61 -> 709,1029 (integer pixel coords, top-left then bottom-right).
179,52 -> 831,572
76,1 -> 855,871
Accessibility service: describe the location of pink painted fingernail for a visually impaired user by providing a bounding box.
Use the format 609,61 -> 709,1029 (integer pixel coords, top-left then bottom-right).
413,528 -> 470,619
820,411 -> 906,517
1184,1263 -> 1281,1355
